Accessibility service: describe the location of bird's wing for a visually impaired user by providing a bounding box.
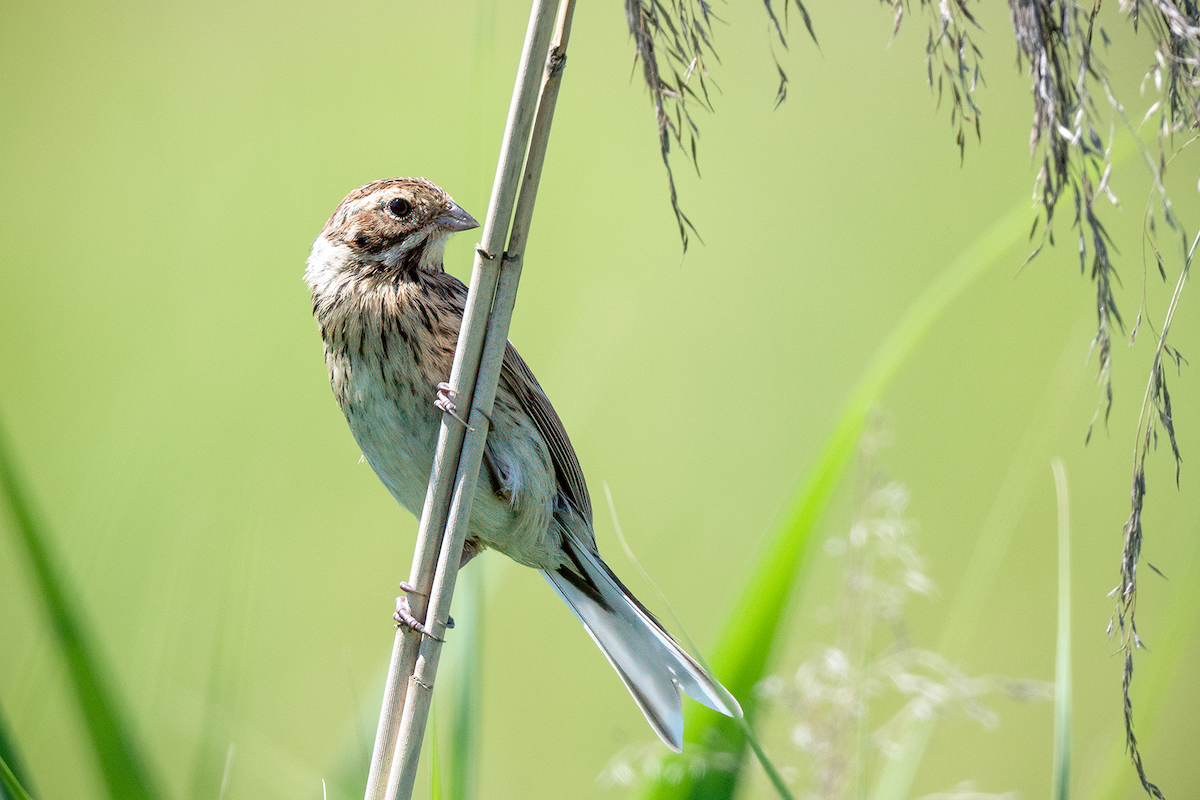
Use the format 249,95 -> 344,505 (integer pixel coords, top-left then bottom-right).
499,340 -> 594,535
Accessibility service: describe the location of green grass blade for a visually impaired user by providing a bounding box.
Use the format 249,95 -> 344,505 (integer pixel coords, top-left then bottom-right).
872,315 -> 1092,800
0,705 -> 33,800
0,417 -> 160,800
444,564 -> 483,800
866,117 -> 1147,800
0,750 -> 34,800
739,717 -> 796,800
430,708 -> 443,800
1052,459 -> 1072,800
186,626 -> 238,800
638,200 -> 1033,800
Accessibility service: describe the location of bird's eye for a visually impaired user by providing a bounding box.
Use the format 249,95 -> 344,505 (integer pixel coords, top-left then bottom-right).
387,197 -> 413,217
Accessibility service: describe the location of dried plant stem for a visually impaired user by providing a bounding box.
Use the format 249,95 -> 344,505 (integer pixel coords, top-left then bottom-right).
1112,227 -> 1193,800
360,2 -> 575,799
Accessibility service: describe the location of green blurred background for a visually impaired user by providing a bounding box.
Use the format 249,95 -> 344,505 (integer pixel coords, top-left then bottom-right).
2,0 -> 1199,798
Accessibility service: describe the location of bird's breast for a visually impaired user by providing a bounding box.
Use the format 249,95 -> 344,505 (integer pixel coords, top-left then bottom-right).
337,347 -> 442,515
318,284 -> 454,515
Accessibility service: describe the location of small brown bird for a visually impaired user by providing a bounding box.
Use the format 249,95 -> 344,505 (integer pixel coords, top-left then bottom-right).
305,177 -> 741,750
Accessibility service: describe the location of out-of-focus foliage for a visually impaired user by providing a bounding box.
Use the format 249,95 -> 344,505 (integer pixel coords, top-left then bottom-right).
1,1 -> 1199,800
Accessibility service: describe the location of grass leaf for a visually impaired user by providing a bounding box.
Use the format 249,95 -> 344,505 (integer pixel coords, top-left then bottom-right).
1052,458 -> 1072,800
0,706 -> 33,800
639,198 -> 1034,800
443,565 -> 484,800
430,710 -> 443,800
0,750 -> 34,800
0,417 -> 161,800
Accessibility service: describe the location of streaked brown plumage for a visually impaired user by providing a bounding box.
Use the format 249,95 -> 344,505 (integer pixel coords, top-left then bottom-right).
305,177 -> 740,750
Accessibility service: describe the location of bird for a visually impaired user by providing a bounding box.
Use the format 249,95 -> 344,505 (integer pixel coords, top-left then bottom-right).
304,177 -> 741,751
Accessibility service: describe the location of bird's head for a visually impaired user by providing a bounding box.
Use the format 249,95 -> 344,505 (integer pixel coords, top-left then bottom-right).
305,178 -> 478,289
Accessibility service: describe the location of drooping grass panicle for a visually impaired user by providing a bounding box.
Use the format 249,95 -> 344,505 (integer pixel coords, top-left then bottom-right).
884,0 -> 986,161
868,16 -> 1196,791
1005,0 -> 1130,438
1123,0 -> 1200,145
624,0 -> 817,251
1109,224 -> 1192,800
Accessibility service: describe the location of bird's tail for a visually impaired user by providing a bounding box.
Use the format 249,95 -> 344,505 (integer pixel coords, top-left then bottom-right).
542,532 -> 742,752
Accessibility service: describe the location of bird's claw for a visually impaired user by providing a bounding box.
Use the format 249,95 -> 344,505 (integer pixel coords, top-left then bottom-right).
435,382 -> 471,428
393,595 -> 440,640
394,582 -> 453,640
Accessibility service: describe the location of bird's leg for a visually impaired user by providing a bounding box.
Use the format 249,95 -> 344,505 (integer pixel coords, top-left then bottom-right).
434,382 -> 470,427
393,582 -> 454,639
393,543 -> 483,636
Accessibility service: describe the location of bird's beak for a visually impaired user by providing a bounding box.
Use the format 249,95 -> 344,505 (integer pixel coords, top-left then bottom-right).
436,202 -> 480,233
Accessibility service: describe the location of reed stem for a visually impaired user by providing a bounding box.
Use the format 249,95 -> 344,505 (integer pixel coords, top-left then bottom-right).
363,1 -> 575,797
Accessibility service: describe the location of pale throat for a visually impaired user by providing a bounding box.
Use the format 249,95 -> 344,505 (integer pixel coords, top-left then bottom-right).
416,228 -> 451,272
305,227 -> 455,299
376,227 -> 452,273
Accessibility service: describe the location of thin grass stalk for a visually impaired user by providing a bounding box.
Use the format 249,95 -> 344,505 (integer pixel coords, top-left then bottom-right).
0,418 -> 160,800
1051,458 -> 1072,800
604,486 -> 795,800
871,318 -> 1090,800
0,708 -> 31,800
506,0 -> 576,257
737,717 -> 796,800
444,565 -> 484,800
0,751 -> 33,800
361,2 -> 557,795
1089,526 -> 1200,799
377,2 -> 572,798
641,195 -> 1034,800
429,711 -> 443,800
460,0 -> 576,451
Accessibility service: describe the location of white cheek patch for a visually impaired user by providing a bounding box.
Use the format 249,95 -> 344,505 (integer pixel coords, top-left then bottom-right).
305,236 -> 352,290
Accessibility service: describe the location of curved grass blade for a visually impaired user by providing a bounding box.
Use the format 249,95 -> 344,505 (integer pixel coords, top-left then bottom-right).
1052,458 -> 1073,800
0,417 -> 160,800
0,706 -> 33,800
0,750 -> 34,800
606,485 -> 794,800
739,716 -> 796,800
638,200 -> 1034,800
871,313 -> 1094,799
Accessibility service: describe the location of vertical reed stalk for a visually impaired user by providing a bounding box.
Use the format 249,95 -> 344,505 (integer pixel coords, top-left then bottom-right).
362,1 -> 576,797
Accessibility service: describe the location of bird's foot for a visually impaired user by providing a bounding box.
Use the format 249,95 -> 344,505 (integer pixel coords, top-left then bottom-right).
393,582 -> 453,640
435,382 -> 470,427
